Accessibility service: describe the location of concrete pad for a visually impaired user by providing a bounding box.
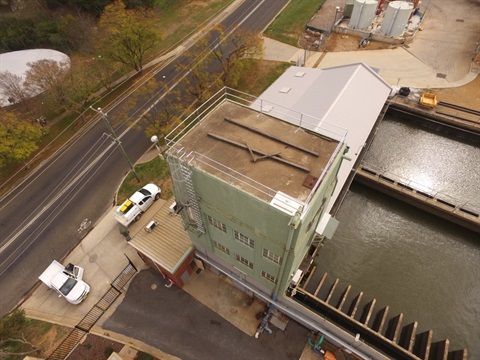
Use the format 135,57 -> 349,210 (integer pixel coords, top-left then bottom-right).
318,48 -> 477,88
262,36 -> 299,63
21,205 -> 152,325
182,270 -> 265,336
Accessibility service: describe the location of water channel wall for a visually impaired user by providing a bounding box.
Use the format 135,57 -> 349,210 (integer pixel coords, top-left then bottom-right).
354,103 -> 480,234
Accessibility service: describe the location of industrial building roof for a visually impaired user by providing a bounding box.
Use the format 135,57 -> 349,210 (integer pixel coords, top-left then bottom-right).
172,100 -> 342,204
258,63 -> 392,212
129,198 -> 194,273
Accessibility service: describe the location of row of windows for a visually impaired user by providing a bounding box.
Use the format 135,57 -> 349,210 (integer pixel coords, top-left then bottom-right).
208,215 -> 282,264
234,230 -> 254,249
212,239 -> 277,284
208,215 -> 226,233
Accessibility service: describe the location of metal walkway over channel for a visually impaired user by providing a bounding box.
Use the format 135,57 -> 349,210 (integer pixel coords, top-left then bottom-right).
47,260 -> 138,360
355,165 -> 480,234
290,266 -> 467,360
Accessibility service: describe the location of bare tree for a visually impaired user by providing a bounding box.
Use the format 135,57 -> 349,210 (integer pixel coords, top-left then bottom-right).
0,71 -> 32,108
210,25 -> 264,87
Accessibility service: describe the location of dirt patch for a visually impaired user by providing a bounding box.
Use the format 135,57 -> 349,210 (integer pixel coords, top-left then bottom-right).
324,33 -> 391,52
436,76 -> 480,111
66,334 -> 124,360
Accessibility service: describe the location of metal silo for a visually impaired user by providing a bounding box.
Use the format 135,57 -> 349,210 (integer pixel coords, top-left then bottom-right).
381,1 -> 414,36
349,0 -> 378,30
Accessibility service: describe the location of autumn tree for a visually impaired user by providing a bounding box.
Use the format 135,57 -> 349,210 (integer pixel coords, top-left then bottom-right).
24,59 -> 70,110
210,25 -> 263,87
98,0 -> 161,72
117,78 -> 183,139
0,110 -> 43,168
175,38 -> 224,105
22,58 -> 103,114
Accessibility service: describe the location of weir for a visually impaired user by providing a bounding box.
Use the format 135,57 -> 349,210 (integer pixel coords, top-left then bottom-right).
290,264 -> 468,360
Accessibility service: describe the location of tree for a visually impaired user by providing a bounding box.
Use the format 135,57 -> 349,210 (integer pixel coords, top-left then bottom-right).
117,78 -> 183,139
98,0 -> 161,72
0,110 -> 43,168
0,309 -> 39,357
210,25 -> 263,87
0,71 -> 32,108
175,37 -> 224,105
24,59 -> 70,109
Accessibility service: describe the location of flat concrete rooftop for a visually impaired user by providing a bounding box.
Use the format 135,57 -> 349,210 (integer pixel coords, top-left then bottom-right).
175,101 -> 339,203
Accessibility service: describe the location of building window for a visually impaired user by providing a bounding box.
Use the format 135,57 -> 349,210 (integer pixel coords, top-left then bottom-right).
213,241 -> 230,255
235,254 -> 253,269
234,230 -> 254,249
261,270 -> 277,284
207,215 -> 226,233
262,248 -> 283,265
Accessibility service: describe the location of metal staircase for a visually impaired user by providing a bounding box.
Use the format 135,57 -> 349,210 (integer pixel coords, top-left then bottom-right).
47,261 -> 137,360
180,163 -> 205,234
166,150 -> 205,234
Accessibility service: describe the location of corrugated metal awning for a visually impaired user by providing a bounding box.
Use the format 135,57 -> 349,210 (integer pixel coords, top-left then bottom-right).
129,198 -> 194,273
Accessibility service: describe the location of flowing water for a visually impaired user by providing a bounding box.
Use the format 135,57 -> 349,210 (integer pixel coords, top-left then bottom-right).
315,113 -> 480,358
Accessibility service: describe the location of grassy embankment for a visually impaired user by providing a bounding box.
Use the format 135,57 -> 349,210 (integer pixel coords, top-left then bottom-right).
264,0 -> 326,46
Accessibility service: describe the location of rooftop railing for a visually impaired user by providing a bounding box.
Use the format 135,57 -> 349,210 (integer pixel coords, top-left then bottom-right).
165,87 -> 348,212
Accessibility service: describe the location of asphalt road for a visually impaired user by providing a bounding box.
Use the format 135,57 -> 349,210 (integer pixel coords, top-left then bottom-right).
104,268 -> 308,360
0,0 -> 290,317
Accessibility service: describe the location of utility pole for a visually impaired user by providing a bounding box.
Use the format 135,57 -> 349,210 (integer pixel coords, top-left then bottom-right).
91,106 -> 140,182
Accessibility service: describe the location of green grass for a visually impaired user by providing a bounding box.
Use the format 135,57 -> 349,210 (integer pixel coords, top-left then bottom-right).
236,60 -> 291,96
264,0 -> 326,46
146,0 -> 234,61
117,156 -> 172,204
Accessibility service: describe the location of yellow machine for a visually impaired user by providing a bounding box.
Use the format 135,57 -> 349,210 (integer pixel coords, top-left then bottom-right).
419,92 -> 438,108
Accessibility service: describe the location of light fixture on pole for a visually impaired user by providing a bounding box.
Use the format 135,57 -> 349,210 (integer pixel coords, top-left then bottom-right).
90,106 -> 140,182
150,135 -> 165,160
332,6 -> 341,32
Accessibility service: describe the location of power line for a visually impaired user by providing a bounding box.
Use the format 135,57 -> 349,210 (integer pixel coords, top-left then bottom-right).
90,106 -> 140,182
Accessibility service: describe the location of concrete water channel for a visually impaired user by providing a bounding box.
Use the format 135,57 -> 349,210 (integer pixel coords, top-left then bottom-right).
290,103 -> 479,359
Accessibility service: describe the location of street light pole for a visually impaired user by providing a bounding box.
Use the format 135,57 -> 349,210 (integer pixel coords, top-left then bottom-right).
331,6 -> 340,33
150,135 -> 165,160
90,106 -> 140,182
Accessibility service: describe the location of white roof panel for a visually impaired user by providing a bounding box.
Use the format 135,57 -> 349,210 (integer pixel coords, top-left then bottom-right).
258,63 -> 391,213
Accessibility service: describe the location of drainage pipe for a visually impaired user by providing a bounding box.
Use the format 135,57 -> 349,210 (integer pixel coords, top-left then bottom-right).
195,252 -> 386,360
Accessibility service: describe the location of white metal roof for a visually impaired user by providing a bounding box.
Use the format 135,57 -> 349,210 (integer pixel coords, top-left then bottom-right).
258,63 -> 392,213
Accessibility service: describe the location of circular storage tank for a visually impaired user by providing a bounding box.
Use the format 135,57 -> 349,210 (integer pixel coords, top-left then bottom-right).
349,0 -> 378,30
381,1 -> 413,36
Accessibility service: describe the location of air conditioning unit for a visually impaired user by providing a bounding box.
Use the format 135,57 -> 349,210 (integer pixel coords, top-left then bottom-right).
169,201 -> 183,214
291,269 -> 303,286
145,221 -> 157,233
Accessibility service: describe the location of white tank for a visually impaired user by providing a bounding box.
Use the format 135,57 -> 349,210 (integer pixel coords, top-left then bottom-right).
381,1 -> 413,36
349,0 -> 378,30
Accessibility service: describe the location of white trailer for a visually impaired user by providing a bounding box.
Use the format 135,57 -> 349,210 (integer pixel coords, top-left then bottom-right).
38,260 -> 90,305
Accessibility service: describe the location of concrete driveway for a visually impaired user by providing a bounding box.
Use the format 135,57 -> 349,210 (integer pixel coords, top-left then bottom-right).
263,0 -> 479,88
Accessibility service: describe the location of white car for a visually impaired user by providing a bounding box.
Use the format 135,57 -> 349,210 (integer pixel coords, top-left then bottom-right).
114,183 -> 161,226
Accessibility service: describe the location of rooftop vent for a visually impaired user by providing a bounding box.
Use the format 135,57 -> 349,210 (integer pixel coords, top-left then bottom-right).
295,72 -> 306,77
279,87 -> 291,93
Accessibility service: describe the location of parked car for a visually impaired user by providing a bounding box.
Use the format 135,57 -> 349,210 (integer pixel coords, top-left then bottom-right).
114,183 -> 161,226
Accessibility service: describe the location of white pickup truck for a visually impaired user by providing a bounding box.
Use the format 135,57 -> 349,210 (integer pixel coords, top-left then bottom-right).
114,183 -> 161,227
38,260 -> 90,305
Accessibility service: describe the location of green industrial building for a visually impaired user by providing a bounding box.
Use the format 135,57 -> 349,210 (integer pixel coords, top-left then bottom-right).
164,86 -> 350,298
